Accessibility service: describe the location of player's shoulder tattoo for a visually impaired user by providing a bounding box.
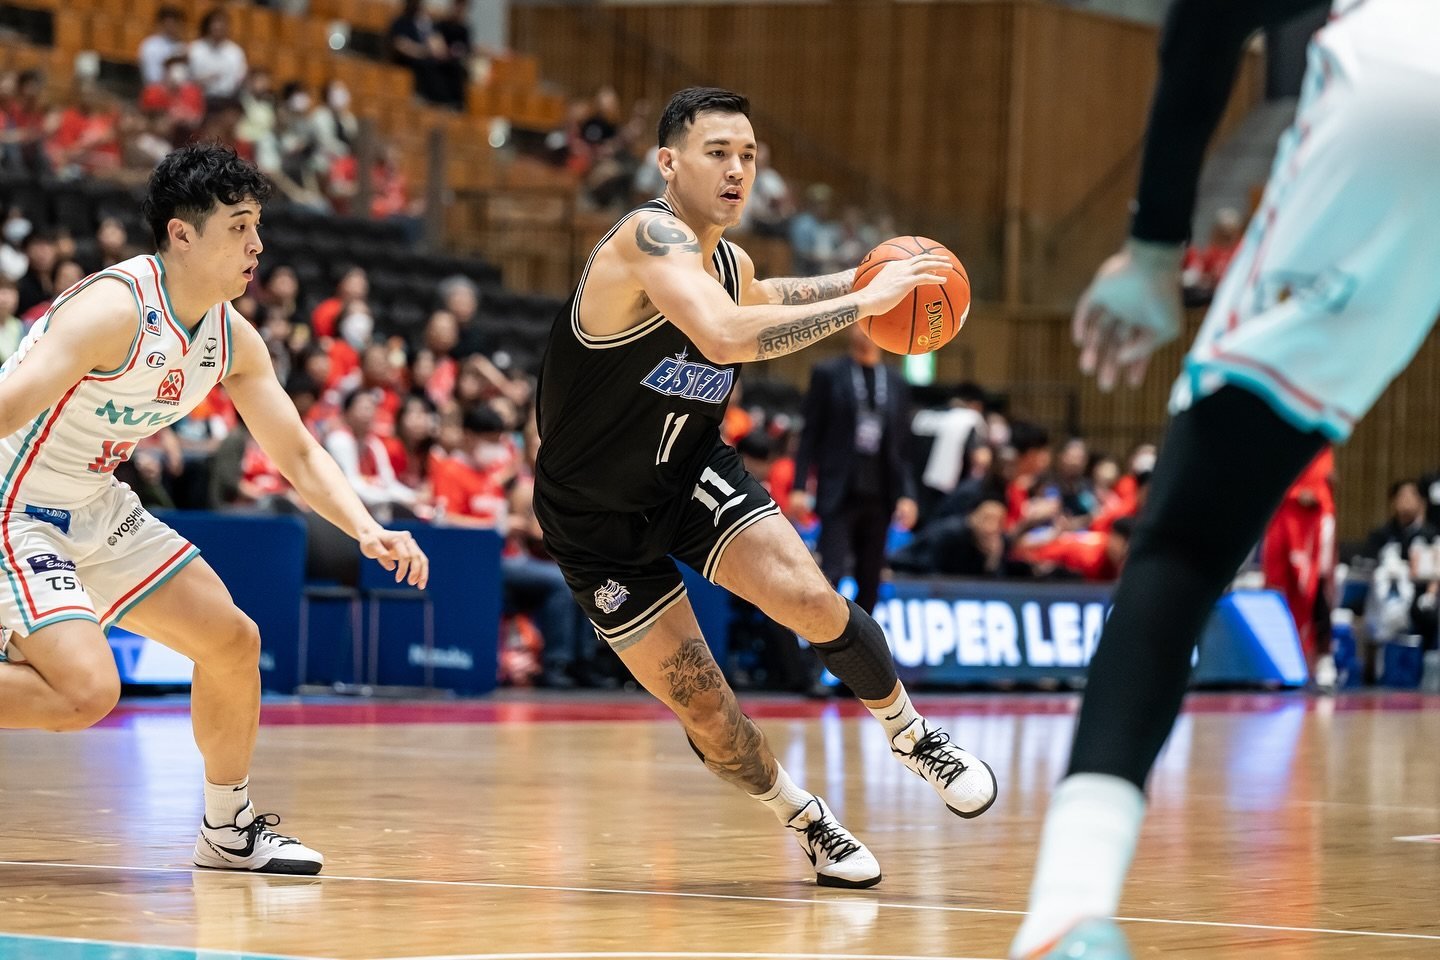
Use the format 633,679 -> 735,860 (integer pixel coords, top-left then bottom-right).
634,212 -> 702,258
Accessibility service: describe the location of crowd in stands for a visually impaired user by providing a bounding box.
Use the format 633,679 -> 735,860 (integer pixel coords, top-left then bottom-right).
0,5 -> 421,227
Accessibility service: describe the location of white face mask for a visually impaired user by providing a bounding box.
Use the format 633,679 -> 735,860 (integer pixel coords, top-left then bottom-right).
167,64 -> 189,85
3,218 -> 30,246
339,311 -> 373,349
328,87 -> 351,111
475,440 -> 508,468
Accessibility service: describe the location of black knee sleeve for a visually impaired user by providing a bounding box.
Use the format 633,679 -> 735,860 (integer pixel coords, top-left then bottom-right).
811,599 -> 899,700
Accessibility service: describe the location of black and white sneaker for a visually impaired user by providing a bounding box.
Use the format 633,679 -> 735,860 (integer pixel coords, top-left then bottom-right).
891,717 -> 998,818
193,804 -> 324,875
786,797 -> 882,889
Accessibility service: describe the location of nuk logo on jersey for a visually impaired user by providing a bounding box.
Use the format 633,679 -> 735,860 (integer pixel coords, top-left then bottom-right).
144,309 -> 162,336
641,349 -> 734,404
154,370 -> 185,405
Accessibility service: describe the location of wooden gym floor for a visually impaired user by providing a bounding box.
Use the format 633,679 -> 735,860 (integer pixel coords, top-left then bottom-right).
0,691 -> 1437,959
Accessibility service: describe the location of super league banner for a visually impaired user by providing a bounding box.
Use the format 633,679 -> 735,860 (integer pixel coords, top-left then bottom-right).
873,578 -> 1112,683
871,578 -> 1307,687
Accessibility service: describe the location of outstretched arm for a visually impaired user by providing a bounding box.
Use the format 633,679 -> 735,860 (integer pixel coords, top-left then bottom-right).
224,318 -> 429,587
1076,0 -> 1326,390
623,211 -> 944,364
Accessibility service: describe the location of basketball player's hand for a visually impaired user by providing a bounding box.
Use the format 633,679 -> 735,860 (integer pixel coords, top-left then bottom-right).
858,255 -> 952,316
1073,239 -> 1185,391
359,527 -> 430,589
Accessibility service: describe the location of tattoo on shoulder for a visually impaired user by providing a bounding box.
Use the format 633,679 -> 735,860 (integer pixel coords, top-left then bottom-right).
754,303 -> 860,360
635,215 -> 702,257
774,273 -> 852,305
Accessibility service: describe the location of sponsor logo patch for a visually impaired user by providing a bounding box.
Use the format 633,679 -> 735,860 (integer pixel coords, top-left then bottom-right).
145,351 -> 167,368
155,369 -> 185,405
144,308 -> 162,336
23,505 -> 71,535
26,553 -> 76,574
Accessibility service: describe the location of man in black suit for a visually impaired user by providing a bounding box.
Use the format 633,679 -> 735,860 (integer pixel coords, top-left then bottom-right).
791,327 -> 917,614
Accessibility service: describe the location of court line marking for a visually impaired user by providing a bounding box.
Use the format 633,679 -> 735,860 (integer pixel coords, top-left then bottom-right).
0,929 -> 323,959
2,860 -> 1438,945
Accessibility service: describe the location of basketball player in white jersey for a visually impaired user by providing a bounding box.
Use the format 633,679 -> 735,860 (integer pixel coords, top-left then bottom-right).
0,144 -> 428,875
1010,0 -> 1440,956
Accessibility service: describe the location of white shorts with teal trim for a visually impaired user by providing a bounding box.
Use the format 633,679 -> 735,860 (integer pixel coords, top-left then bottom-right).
0,482 -> 198,637
1171,0 -> 1440,442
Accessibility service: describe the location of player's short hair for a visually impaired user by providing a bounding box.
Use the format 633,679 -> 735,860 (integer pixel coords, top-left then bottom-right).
657,86 -> 750,149
142,143 -> 271,251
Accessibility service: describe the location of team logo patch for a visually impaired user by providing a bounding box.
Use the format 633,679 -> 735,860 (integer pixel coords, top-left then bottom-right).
155,369 -> 185,405
145,351 -> 167,368
144,308 -> 162,336
641,349 -> 734,404
594,579 -> 630,615
26,553 -> 76,574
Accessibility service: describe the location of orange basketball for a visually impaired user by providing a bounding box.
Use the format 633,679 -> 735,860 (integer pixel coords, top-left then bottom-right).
852,236 -> 971,355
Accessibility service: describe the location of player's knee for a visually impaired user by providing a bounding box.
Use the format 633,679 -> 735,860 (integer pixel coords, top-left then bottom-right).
201,611 -> 262,673
54,672 -> 121,731
789,583 -> 846,642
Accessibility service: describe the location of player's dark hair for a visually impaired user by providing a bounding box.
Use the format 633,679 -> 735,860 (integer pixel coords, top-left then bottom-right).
142,143 -> 271,251
657,87 -> 750,149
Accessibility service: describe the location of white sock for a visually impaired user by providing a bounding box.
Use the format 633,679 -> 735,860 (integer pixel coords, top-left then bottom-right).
869,686 -> 921,741
204,778 -> 252,828
750,764 -> 814,823
1010,773 -> 1145,958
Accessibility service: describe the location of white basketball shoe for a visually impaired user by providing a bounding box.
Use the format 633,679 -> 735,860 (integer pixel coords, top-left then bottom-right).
193,803 -> 324,875
786,796 -> 882,889
890,717 -> 998,818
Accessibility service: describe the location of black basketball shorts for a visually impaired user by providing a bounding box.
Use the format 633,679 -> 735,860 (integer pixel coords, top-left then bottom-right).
535,441 -> 780,651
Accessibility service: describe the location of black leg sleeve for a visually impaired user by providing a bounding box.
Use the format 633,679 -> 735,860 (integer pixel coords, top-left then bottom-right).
1068,387 -> 1327,788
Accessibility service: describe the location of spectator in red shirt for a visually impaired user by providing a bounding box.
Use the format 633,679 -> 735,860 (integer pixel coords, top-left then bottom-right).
429,407 -> 511,525
139,55 -> 205,140
311,265 -> 368,338
5,70 -> 51,174
47,83 -> 122,178
1261,447 -> 1336,673
1017,517 -> 1135,582
392,393 -> 438,490
413,309 -> 459,406
1005,421 -> 1053,528
323,389 -> 418,521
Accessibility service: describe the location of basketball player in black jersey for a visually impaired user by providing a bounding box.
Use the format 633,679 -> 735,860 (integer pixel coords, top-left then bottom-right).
535,87 -> 999,888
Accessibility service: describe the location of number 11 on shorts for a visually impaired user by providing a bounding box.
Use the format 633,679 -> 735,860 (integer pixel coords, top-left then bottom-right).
655,412 -> 689,465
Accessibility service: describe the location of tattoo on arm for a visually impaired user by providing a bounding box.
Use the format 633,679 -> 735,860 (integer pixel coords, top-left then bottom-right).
660,637 -> 777,794
754,303 -> 861,360
635,215 -> 702,257
770,271 -> 854,305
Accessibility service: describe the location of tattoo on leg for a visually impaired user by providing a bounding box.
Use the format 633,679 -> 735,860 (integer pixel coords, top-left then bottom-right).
700,699 -> 777,794
635,214 -> 702,257
660,636 -> 724,708
755,303 -> 860,360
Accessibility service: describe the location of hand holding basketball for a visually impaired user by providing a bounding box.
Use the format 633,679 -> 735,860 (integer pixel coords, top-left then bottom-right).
852,237 -> 971,355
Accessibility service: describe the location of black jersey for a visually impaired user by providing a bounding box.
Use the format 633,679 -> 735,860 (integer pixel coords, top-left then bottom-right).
536,199 -> 743,513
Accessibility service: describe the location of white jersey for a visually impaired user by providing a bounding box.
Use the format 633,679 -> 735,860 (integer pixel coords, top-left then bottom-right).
0,254 -> 236,510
